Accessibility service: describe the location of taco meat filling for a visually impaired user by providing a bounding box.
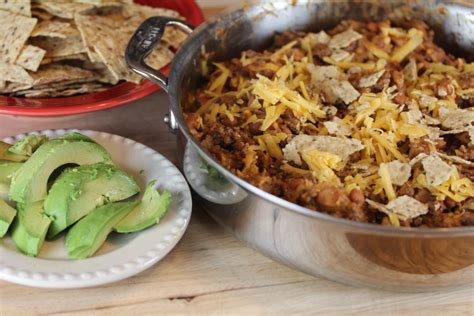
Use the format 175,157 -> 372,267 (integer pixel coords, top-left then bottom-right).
183,19 -> 474,228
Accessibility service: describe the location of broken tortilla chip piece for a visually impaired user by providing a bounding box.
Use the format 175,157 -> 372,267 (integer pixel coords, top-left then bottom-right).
438,107 -> 474,131
367,195 -> 429,221
421,154 -> 455,187
15,45 -> 46,71
329,29 -> 363,49
385,160 -> 411,186
359,69 -> 385,88
0,10 -> 37,63
386,195 -> 429,221
283,135 -> 365,165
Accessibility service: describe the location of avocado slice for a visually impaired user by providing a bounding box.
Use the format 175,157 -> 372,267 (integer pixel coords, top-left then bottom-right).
0,161 -> 23,199
0,141 -> 28,162
0,199 -> 16,237
10,139 -> 113,204
115,181 -> 171,233
65,201 -> 139,259
60,132 -> 95,142
11,202 -> 52,257
0,161 -> 23,184
0,183 -> 9,200
44,163 -> 140,238
8,134 -> 48,157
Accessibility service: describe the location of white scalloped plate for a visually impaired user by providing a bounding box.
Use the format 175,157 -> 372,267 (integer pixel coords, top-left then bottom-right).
0,130 -> 192,288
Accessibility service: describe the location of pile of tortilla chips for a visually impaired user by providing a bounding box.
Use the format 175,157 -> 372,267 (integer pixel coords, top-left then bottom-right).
0,0 -> 187,98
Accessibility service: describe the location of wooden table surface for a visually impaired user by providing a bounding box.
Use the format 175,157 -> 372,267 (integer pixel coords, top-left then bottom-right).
1,93 -> 473,315
1,6 -> 473,316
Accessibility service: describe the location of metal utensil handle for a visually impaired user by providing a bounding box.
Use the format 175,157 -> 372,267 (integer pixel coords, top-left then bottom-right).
125,16 -> 194,92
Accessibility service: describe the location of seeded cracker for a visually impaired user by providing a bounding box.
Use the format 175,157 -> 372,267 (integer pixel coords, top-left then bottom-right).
15,45 -> 46,71
74,5 -> 181,83
13,82 -> 106,98
0,10 -> 37,63
29,36 -> 86,58
31,20 -> 79,38
33,1 -> 96,19
29,64 -> 97,88
0,0 -> 31,16
0,61 -> 33,84
41,53 -> 89,65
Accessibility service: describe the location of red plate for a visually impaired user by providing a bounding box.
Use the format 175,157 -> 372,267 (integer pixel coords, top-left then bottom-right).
0,0 -> 204,117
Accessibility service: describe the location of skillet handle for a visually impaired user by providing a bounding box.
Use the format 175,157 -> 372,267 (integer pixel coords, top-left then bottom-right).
125,16 -> 194,92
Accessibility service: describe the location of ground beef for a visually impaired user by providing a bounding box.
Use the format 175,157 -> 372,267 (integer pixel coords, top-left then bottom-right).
184,19 -> 474,228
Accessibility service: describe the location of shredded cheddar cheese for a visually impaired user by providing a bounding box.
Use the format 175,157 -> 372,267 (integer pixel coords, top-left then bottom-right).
186,19 -> 473,228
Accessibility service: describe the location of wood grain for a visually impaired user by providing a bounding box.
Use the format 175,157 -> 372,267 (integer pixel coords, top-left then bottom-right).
1,93 -> 473,316
0,5 -> 473,315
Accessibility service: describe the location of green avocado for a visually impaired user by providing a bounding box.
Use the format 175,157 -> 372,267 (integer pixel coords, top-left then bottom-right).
44,163 -> 140,238
65,201 -> 138,259
8,134 -> 48,157
9,139 -> 113,204
0,183 -> 9,200
0,161 -> 23,184
11,202 -> 52,257
60,132 -> 95,142
0,161 -> 23,199
0,141 -> 28,162
115,181 -> 171,233
0,199 -> 17,238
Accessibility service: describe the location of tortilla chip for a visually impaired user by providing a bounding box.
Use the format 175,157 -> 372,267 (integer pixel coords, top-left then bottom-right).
29,35 -> 86,58
0,81 -> 33,93
13,82 -> 107,98
385,160 -> 411,186
40,53 -> 89,65
75,12 -> 174,83
30,64 -> 97,88
15,45 -> 46,71
0,10 -> 37,63
0,61 -> 33,84
162,27 -> 188,50
421,154 -> 455,187
0,0 -> 31,16
76,0 -> 133,5
31,20 -> 79,38
32,1 -> 95,19
121,3 -> 180,20
31,9 -> 54,20
283,135 -> 365,165
74,13 -> 119,62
